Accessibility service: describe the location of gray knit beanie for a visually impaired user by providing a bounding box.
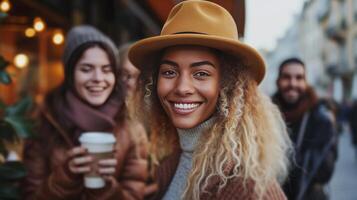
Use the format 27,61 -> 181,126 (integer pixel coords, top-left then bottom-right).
62,25 -> 118,70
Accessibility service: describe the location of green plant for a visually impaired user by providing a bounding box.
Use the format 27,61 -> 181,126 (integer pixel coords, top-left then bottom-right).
0,56 -> 11,85
0,12 -> 34,200
0,96 -> 33,200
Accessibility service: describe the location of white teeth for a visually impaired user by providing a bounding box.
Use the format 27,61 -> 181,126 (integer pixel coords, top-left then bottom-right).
174,103 -> 200,109
88,87 -> 105,92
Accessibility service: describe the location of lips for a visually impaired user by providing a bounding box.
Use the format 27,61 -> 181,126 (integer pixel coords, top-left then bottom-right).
169,101 -> 202,115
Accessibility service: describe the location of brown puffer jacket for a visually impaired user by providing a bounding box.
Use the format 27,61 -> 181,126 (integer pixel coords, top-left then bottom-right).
22,109 -> 148,200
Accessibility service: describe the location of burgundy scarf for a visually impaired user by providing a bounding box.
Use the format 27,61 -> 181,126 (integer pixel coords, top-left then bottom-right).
273,87 -> 318,123
50,90 -> 122,144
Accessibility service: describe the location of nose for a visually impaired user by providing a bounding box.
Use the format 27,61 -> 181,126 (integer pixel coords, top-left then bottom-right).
92,68 -> 104,82
289,77 -> 298,88
174,73 -> 194,96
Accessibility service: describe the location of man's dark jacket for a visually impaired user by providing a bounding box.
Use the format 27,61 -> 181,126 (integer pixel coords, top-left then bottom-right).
273,88 -> 338,200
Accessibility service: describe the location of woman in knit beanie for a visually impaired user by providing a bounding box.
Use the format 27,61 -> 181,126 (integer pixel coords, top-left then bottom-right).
129,1 -> 292,200
22,25 -> 148,199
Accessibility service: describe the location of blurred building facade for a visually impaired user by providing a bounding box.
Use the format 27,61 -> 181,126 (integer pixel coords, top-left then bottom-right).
0,0 -> 245,104
262,0 -> 357,102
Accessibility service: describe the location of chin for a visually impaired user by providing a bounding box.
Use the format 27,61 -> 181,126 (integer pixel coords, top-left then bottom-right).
288,97 -> 299,103
283,94 -> 298,104
172,118 -> 199,129
86,98 -> 107,106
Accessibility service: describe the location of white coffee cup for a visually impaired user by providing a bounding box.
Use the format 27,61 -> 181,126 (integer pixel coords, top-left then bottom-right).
79,132 -> 116,189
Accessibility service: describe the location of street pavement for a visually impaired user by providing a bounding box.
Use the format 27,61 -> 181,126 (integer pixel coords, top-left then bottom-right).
330,131 -> 357,200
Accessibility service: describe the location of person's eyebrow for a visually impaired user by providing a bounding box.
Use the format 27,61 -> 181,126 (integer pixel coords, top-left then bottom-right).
159,60 -> 178,68
78,62 -> 93,67
191,61 -> 216,68
78,62 -> 111,67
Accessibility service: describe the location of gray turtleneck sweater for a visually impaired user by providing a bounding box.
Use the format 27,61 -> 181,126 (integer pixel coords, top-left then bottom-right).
162,117 -> 215,200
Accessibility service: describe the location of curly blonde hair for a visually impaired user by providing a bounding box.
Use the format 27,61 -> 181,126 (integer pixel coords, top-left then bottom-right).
138,50 -> 292,200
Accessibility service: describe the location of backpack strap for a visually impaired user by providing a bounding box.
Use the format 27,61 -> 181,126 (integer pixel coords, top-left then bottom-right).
296,112 -> 310,151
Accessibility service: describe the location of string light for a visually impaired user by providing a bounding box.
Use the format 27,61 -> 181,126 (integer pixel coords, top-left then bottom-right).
52,30 -> 64,45
33,17 -> 46,32
14,54 -> 29,69
0,0 -> 11,12
25,28 -> 36,38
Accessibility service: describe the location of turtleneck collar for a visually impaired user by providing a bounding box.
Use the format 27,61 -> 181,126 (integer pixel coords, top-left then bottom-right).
176,116 -> 216,153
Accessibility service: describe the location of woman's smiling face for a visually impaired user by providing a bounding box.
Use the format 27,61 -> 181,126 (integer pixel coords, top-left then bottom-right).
157,46 -> 221,129
74,46 -> 115,106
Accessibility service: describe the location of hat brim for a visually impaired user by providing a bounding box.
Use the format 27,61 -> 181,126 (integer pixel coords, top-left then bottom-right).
129,33 -> 265,84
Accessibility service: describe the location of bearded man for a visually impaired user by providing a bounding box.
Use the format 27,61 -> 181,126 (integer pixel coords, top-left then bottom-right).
273,58 -> 338,200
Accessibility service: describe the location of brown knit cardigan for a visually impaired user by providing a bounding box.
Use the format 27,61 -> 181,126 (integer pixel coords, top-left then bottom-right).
149,150 -> 287,200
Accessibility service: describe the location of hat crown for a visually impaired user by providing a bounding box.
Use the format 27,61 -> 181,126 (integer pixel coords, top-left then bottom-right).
63,25 -> 118,67
161,0 -> 238,40
129,0 -> 266,84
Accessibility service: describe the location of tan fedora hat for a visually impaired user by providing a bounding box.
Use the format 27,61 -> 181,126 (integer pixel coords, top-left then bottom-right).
129,0 -> 266,83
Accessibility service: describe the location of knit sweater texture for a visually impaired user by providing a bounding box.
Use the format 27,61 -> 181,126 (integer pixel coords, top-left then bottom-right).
162,117 -> 215,200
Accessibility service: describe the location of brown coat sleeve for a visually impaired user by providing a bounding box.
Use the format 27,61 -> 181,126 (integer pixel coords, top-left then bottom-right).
21,108 -> 85,200
22,138 -> 84,200
85,122 -> 149,200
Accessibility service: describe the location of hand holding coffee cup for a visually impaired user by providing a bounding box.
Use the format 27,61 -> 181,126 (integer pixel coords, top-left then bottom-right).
67,146 -> 93,174
67,146 -> 118,186
97,157 -> 118,179
79,132 -> 116,189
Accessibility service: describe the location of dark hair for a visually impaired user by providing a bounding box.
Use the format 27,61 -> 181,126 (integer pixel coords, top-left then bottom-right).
278,57 -> 305,78
64,41 -> 118,89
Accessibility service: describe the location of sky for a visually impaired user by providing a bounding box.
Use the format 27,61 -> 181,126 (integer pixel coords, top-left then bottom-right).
244,0 -> 306,51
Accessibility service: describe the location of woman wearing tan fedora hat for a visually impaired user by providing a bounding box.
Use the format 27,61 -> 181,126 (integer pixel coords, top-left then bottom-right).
129,1 -> 292,200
